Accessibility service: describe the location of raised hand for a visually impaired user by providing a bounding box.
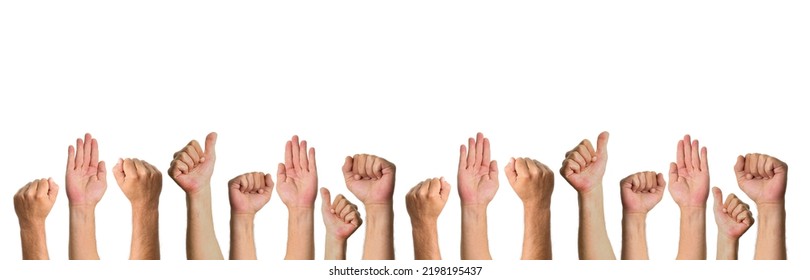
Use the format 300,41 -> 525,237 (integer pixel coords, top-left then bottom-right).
229,172 -> 274,260
506,157 -> 554,208
620,171 -> 665,260
343,154 -> 396,205
621,171 -> 666,214
168,132 -> 217,194
114,158 -> 162,209
321,188 -> 362,242
14,178 -> 59,260
343,153 -> 395,260
458,132 -> 498,207
229,172 -> 274,215
113,158 -> 163,260
712,187 -> 753,239
668,134 -> 709,260
277,135 -> 317,209
560,132 -> 608,194
66,133 -> 107,207
406,178 -> 450,260
668,135 -> 709,208
735,153 -> 787,205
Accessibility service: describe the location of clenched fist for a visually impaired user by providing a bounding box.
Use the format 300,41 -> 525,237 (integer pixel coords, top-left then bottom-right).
712,187 -> 754,239
734,153 -> 787,205
321,188 -> 362,241
229,172 -> 274,215
406,178 -> 451,225
560,132 -> 608,193
66,133 -> 107,207
620,172 -> 665,214
343,154 -> 396,205
457,132 -> 498,207
506,158 -> 553,209
14,178 -> 59,226
113,158 -> 162,209
277,135 -> 318,209
668,135 -> 710,208
168,132 -> 217,194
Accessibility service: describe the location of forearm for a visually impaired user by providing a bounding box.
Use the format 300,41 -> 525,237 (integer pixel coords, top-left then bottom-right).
754,204 -> 786,260
621,212 -> 648,260
130,205 -> 160,260
716,234 -> 738,260
363,204 -> 395,260
676,207 -> 706,260
69,205 -> 100,260
324,235 -> 347,260
19,221 -> 49,260
185,187 -> 223,260
411,220 -> 441,260
285,207 -> 315,260
229,213 -> 256,260
461,205 -> 491,260
521,204 -> 551,260
577,187 -> 615,260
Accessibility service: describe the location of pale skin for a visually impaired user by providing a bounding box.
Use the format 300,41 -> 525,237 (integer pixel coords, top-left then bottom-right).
505,157 -> 553,260
712,187 -> 754,260
113,158 -> 163,260
458,132 -> 498,260
405,177 -> 450,260
276,135 -> 317,260
735,153 -> 787,260
559,131 -> 615,260
66,133 -> 107,260
321,187 -> 362,260
668,134 -> 709,260
343,154 -> 396,260
228,172 -> 273,260
620,171 -> 665,260
168,132 -> 223,260
14,178 -> 58,260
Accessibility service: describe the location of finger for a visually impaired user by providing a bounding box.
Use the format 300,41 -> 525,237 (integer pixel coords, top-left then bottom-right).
645,172 -> 657,192
334,194 -> 349,215
440,177 -> 451,201
682,135 -> 693,171
731,203 -> 746,220
339,201 -> 354,220
417,180 -> 429,197
505,158 -> 517,184
620,175 -> 633,189
757,154 -> 768,179
97,160 -> 107,181
204,132 -> 217,159
284,140 -> 293,171
474,133 -> 484,168
67,145 -> 75,171
228,175 -> 241,191
656,173 -> 666,191
736,210 -> 749,224
36,178 -> 50,198
482,136 -> 491,168
525,158 -> 540,176
690,139 -> 700,170
342,156 -> 354,179
734,155 -> 746,180
712,187 -> 723,211
47,178 -> 59,200
488,160 -> 498,180
299,140 -> 309,172
668,162 -> 678,183
277,163 -> 287,183
516,157 -> 530,177
320,187 -> 332,214
637,173 -> 646,192
308,147 -> 317,173
186,142 -> 202,165
466,137 -> 476,168
75,138 -> 85,168
346,211 -> 361,227
26,180 -> 38,197
178,152 -> 194,171
743,212 -> 754,227
173,160 -> 188,175
354,154 -> 367,178
596,131 -> 609,157
290,135 -> 301,170
365,155 -> 375,180
372,156 -> 383,179
676,139 -> 685,169
571,151 -> 587,169
90,138 -> 99,168
82,133 -> 92,168
246,172 -> 255,192
764,156 -> 775,178
563,159 -> 581,175
747,154 -> 758,178
113,158 -> 125,186
458,144 -> 468,170
264,173 -> 274,195
726,195 -> 740,215
580,139 -> 596,161
700,146 -> 709,172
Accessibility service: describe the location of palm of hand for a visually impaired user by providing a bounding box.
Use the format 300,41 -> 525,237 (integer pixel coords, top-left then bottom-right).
717,213 -> 750,239
66,167 -> 106,206
458,167 -> 498,206
669,169 -> 709,207
325,214 -> 358,240
565,159 -> 606,193
278,168 -> 317,207
347,174 -> 394,205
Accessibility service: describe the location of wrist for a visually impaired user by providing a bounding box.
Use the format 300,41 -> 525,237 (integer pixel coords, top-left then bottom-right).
69,204 -> 96,213
132,201 -> 160,213
411,218 -> 438,232
19,219 -> 46,232
622,211 -> 648,221
522,199 -> 551,211
364,203 -> 394,215
326,233 -> 348,244
577,183 -> 603,198
756,202 -> 785,213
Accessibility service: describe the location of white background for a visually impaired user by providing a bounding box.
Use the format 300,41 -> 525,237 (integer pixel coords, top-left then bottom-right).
1,0 -> 807,278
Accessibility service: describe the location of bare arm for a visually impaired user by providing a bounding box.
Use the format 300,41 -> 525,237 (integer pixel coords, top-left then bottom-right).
620,171 -> 665,260
66,133 -> 107,260
343,154 -> 396,260
734,154 -> 787,260
667,135 -> 710,260
321,188 -> 362,260
276,136 -> 317,260
114,158 -> 162,260
228,172 -> 273,260
407,178 -> 450,260
712,188 -> 753,260
15,178 -> 58,260
458,133 -> 499,260
506,157 -> 553,260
